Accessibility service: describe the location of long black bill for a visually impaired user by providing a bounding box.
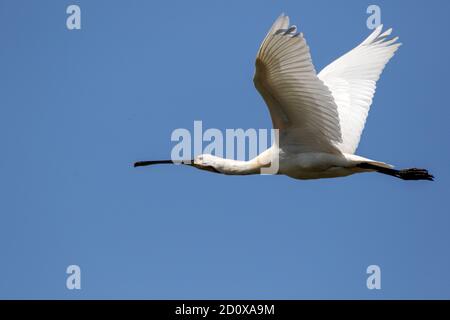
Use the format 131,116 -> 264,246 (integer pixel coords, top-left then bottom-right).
133,159 -> 221,174
134,160 -> 184,167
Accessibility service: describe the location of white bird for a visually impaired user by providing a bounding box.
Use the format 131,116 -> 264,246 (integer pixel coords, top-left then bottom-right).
135,14 -> 433,181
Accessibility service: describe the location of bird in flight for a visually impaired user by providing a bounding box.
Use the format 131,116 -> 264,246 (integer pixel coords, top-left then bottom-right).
135,14 -> 433,181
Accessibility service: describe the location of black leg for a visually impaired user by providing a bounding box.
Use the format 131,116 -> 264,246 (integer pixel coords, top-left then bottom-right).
357,163 -> 434,181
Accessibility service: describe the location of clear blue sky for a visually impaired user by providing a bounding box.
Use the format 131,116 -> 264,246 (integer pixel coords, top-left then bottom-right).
0,0 -> 449,299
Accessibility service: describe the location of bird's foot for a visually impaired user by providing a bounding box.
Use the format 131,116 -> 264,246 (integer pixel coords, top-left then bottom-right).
396,168 -> 434,181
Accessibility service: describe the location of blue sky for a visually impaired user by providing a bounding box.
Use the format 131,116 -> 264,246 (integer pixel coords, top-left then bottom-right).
0,0 -> 449,299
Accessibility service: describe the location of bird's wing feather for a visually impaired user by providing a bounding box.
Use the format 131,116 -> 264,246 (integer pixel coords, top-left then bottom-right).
318,25 -> 401,154
254,14 -> 342,154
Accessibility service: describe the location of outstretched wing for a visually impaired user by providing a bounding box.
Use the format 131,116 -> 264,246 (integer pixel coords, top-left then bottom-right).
254,14 -> 342,154
318,25 -> 401,154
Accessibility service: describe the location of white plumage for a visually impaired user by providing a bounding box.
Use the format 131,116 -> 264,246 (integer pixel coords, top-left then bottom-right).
254,14 -> 400,156
318,25 -> 400,154
135,14 -> 433,181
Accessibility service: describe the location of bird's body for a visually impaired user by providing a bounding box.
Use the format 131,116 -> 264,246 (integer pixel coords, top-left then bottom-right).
192,146 -> 386,180
135,14 -> 433,181
277,150 -> 368,180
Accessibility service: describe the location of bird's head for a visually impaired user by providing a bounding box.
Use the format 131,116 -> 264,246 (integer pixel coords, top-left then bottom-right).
193,154 -> 222,173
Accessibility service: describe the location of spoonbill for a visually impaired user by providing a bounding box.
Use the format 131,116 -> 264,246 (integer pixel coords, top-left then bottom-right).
135,14 -> 433,181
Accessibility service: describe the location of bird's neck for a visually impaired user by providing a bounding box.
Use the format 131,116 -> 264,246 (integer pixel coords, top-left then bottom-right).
209,147 -> 276,175
213,158 -> 261,175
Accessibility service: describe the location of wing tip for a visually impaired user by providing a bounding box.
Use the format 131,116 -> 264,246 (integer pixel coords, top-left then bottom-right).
363,24 -> 401,48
